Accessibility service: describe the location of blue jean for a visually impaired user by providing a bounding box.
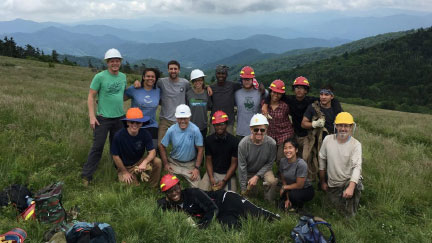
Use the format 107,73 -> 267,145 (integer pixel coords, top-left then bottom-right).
81,116 -> 124,180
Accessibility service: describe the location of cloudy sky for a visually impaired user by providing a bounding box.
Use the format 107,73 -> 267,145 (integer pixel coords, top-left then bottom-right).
1,0 -> 432,22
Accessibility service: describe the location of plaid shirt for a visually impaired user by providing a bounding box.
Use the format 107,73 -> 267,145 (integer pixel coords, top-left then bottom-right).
267,101 -> 294,144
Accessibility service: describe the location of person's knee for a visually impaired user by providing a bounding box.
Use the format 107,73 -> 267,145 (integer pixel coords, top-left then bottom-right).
153,157 -> 162,168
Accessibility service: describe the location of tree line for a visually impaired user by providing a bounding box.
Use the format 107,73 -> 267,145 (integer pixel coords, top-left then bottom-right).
0,36 -> 78,66
257,27 -> 432,114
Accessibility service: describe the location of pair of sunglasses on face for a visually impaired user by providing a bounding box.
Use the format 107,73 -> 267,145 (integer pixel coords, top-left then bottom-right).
253,128 -> 266,133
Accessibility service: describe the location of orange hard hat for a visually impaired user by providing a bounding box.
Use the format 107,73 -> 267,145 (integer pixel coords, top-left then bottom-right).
269,79 -> 285,94
212,110 -> 229,124
122,107 -> 150,123
240,66 -> 255,78
160,174 -> 180,192
292,76 -> 310,87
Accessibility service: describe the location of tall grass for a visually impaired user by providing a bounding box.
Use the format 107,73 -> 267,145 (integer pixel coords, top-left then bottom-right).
0,56 -> 431,242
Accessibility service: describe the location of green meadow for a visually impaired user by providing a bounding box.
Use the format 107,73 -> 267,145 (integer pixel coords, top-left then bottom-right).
0,56 -> 431,242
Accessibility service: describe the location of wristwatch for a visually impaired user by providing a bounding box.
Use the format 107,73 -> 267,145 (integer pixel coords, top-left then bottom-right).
194,165 -> 200,170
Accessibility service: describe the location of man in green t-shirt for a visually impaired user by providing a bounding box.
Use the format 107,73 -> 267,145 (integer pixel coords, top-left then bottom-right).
82,48 -> 127,185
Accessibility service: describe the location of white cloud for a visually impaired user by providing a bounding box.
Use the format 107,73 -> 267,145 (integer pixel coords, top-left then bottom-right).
0,0 -> 431,22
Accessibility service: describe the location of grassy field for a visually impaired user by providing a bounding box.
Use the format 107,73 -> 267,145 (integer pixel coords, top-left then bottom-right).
0,56 -> 431,242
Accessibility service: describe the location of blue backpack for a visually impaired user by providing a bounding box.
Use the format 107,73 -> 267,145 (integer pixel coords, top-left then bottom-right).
291,216 -> 335,243
65,222 -> 116,243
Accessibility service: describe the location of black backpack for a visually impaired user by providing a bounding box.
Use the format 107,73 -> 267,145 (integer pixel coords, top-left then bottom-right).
291,215 -> 335,243
1,184 -> 33,213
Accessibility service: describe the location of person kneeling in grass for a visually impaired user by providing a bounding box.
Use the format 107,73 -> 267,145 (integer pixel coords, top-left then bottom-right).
111,108 -> 162,187
157,174 -> 280,229
319,112 -> 363,217
278,138 -> 314,212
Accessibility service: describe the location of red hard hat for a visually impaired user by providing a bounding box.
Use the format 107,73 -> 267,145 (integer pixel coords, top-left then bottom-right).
212,110 -> 229,124
240,66 -> 255,78
292,76 -> 310,87
269,79 -> 285,93
160,174 -> 180,192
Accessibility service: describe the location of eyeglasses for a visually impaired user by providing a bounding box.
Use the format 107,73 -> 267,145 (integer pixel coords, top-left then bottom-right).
166,184 -> 180,196
253,128 -> 266,133
214,122 -> 226,126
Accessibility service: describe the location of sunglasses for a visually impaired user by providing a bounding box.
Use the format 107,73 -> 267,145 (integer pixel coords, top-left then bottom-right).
253,128 -> 266,133
214,122 -> 226,126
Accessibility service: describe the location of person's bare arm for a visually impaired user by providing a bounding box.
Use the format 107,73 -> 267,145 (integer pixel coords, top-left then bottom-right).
158,144 -> 172,172
88,89 -> 99,130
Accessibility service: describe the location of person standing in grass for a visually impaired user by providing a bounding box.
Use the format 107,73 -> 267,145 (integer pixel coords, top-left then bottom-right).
279,138 -> 314,212
235,66 -> 264,140
301,84 -> 343,180
111,108 -> 162,187
319,112 -> 363,217
199,111 -> 239,192
186,69 -> 212,139
209,65 -> 241,135
124,68 -> 161,148
159,104 -> 203,188
237,114 -> 278,202
82,48 -> 126,186
157,174 -> 280,229
265,79 -> 294,166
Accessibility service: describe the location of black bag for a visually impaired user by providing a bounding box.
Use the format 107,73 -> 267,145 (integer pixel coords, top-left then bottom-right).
1,184 -> 33,212
291,215 -> 335,243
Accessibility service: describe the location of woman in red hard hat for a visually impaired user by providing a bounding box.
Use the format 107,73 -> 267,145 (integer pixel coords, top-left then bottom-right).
157,174 -> 280,229
265,79 -> 294,166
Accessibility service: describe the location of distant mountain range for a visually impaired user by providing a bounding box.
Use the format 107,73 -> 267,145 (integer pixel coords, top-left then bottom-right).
2,13 -> 432,41
1,25 -> 348,67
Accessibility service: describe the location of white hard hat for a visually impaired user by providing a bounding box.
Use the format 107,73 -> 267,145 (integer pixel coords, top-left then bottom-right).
190,69 -> 206,81
104,48 -> 122,60
175,104 -> 192,118
250,113 -> 269,127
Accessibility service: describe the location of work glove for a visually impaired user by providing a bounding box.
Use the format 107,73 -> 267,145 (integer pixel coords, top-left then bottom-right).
312,117 -> 325,128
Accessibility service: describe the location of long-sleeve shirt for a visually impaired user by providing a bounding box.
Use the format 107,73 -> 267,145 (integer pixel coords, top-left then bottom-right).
237,136 -> 276,191
157,188 -> 218,228
318,135 -> 362,188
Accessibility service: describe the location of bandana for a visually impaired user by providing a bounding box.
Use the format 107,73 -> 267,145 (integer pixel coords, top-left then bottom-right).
320,89 -> 334,95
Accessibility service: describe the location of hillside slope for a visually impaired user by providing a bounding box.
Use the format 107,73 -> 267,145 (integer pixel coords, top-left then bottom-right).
257,27 -> 432,114
0,56 -> 431,242
221,30 -> 414,79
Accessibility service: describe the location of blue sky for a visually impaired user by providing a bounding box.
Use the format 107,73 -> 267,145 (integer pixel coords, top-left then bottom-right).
1,0 -> 432,23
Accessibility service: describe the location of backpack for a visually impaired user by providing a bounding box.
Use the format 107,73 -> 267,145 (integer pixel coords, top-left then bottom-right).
34,182 -> 67,225
65,222 -> 116,243
0,228 -> 27,243
291,215 -> 335,243
1,184 -> 33,213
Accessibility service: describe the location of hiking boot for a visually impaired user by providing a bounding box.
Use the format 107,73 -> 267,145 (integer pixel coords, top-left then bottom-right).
82,179 -> 90,187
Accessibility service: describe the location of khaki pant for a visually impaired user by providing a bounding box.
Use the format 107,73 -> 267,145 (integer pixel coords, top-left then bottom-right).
209,124 -> 234,135
158,117 -> 175,146
168,157 -> 201,188
117,157 -> 162,187
296,136 -> 306,160
199,172 -> 237,192
275,143 -> 285,168
326,180 -> 363,217
246,171 -> 278,202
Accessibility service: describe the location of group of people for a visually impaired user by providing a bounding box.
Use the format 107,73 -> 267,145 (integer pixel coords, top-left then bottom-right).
81,48 -> 364,228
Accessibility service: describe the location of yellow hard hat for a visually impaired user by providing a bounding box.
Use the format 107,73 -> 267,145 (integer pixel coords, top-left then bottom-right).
334,112 -> 354,124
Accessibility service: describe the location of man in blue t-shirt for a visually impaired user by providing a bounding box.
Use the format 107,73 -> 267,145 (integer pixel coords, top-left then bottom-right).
111,108 -> 162,187
160,104 -> 204,188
